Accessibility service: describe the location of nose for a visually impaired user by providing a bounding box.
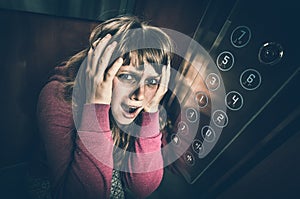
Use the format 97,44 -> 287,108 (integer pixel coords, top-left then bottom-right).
130,84 -> 145,101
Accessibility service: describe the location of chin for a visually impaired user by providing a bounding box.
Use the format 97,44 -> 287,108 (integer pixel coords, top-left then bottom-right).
116,119 -> 133,126
114,114 -> 136,126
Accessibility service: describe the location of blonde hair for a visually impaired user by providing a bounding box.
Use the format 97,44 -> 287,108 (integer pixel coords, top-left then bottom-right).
62,16 -> 173,166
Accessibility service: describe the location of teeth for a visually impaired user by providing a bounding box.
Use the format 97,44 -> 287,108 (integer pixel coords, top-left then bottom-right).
128,107 -> 137,113
122,104 -> 140,114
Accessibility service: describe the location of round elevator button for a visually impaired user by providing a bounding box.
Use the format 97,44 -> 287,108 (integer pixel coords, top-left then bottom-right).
230,26 -> 251,48
258,42 -> 283,65
195,91 -> 209,108
192,139 -> 203,154
177,121 -> 188,135
216,51 -> 235,71
184,151 -> 195,166
201,125 -> 216,142
205,73 -> 220,91
185,108 -> 199,123
212,110 -> 228,128
171,134 -> 181,146
225,91 -> 244,111
240,69 -> 262,90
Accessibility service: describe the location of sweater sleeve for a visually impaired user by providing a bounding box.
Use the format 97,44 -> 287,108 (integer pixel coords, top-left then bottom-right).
122,111 -> 164,198
37,80 -> 164,199
37,81 -> 113,199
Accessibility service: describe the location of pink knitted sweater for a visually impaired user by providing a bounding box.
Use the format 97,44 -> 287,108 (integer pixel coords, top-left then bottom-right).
36,70 -> 163,198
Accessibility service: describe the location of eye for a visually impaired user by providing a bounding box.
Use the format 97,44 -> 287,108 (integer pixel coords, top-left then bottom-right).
119,74 -> 132,80
118,73 -> 136,83
146,78 -> 159,87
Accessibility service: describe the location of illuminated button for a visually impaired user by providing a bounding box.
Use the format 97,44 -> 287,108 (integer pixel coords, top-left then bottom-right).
212,110 -> 228,128
195,91 -> 208,108
205,73 -> 220,91
171,134 -> 180,146
230,26 -> 251,48
258,42 -> 283,65
216,51 -> 235,71
201,125 -> 216,142
225,91 -> 244,111
192,139 -> 203,154
185,108 -> 199,123
240,69 -> 262,90
177,121 -> 188,135
184,151 -> 195,166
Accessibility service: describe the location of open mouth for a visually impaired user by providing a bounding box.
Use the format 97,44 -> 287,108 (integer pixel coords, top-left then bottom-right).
128,106 -> 138,113
121,103 -> 141,118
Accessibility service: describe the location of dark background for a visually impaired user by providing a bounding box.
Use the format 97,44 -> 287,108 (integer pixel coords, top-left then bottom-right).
0,0 -> 299,198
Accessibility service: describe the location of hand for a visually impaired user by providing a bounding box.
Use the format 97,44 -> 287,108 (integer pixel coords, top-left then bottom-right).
144,62 -> 171,113
84,34 -> 123,104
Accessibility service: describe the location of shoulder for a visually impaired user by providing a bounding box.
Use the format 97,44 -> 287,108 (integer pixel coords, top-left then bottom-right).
38,80 -> 68,108
37,80 -> 73,124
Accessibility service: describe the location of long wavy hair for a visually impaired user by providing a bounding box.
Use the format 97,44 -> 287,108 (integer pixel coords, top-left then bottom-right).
62,16 -> 173,166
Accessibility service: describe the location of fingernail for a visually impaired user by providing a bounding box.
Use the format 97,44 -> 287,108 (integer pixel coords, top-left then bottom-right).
117,57 -> 123,63
105,34 -> 111,38
112,41 -> 117,46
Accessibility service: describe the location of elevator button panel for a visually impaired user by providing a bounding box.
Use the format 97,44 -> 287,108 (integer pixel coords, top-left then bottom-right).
167,0 -> 298,185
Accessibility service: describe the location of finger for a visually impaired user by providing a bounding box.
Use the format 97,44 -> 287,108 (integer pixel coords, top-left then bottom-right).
86,38 -> 102,73
94,41 -> 117,81
91,38 -> 101,49
156,65 -> 169,96
148,66 -> 166,105
160,62 -> 171,94
85,51 -> 92,74
165,61 -> 171,85
90,34 -> 112,74
104,57 -> 123,82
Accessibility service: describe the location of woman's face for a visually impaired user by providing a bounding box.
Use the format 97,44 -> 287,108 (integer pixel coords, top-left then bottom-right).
111,56 -> 161,125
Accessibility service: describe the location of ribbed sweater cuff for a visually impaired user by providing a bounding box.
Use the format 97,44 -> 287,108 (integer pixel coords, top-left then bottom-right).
79,104 -> 111,132
139,111 -> 160,138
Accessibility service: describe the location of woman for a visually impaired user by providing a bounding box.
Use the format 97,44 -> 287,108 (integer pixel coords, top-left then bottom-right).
37,15 -> 173,199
